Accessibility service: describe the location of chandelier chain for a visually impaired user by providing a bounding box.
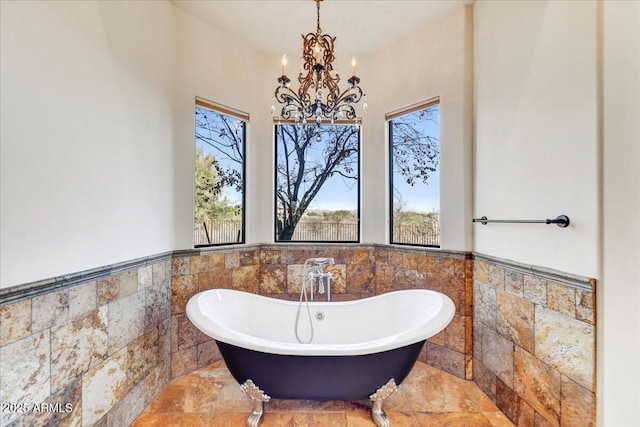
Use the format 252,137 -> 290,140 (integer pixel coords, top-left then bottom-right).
316,0 -> 321,34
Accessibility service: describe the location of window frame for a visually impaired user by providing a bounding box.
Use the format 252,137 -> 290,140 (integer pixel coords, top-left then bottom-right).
387,98 -> 441,248
273,120 -> 361,243
194,97 -> 248,248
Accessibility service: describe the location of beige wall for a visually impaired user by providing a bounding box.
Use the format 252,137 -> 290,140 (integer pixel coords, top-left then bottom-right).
170,6 -> 260,249
0,1 -> 259,287
0,1 -> 176,287
0,2 -> 472,283
601,1 -> 640,425
251,6 -> 474,249
474,0 -> 599,278
245,52 -> 277,244
474,1 -> 640,425
362,5 -> 474,250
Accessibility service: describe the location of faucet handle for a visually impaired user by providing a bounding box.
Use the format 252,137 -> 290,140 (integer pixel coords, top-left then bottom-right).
308,257 -> 335,265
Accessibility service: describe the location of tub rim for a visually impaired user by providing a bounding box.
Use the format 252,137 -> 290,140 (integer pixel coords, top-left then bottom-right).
186,288 -> 455,356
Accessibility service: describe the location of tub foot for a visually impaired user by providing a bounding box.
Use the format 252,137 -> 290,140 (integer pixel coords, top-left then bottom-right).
240,379 -> 271,427
369,378 -> 398,427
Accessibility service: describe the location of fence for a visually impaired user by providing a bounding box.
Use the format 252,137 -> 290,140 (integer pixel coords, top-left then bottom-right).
392,223 -> 440,246
195,219 -> 440,246
290,221 -> 359,241
195,219 -> 242,245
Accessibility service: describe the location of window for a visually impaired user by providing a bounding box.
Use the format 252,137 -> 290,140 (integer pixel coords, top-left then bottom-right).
388,100 -> 440,247
274,123 -> 360,242
194,98 -> 247,246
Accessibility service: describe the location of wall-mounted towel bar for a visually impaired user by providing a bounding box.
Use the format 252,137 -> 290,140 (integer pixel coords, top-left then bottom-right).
472,215 -> 570,228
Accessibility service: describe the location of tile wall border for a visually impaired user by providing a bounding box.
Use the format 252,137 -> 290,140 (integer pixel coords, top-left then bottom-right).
0,243 -> 596,306
473,253 -> 595,292
1,246 -> 591,304
0,251 -> 174,306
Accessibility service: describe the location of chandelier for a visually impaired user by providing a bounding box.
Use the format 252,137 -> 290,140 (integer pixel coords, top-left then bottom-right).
271,0 -> 367,125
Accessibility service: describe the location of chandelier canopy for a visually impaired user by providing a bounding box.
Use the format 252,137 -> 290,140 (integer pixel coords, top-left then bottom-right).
271,0 -> 367,125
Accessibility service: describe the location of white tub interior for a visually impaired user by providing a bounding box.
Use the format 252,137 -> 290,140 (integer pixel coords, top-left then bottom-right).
187,289 -> 455,356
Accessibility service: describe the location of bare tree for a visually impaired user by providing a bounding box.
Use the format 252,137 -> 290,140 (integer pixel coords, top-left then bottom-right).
392,191 -> 412,224
275,107 -> 439,240
195,108 -> 244,193
390,107 -> 439,187
276,124 -> 358,241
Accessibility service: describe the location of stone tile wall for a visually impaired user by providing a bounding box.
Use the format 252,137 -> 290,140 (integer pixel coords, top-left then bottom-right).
472,257 -> 596,427
170,244 -> 473,381
2,244 -> 595,427
169,247 -> 260,378
0,257 -> 172,427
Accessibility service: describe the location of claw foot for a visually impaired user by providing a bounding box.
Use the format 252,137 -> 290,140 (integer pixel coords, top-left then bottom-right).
369,378 -> 398,427
240,380 -> 270,427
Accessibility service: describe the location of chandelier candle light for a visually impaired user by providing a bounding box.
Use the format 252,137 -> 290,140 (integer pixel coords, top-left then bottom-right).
271,0 -> 368,126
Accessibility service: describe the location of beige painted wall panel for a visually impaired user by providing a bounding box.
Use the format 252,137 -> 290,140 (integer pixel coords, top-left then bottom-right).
600,1 -> 640,425
474,1 -> 599,278
0,1 -> 176,287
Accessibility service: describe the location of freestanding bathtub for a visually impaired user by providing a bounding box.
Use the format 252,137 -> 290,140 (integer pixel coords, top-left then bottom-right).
186,288 -> 455,427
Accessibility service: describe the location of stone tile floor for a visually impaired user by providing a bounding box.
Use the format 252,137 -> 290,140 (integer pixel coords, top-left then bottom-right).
133,360 -> 514,426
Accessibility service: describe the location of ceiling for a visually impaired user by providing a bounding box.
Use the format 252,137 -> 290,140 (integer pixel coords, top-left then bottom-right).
171,0 -> 470,55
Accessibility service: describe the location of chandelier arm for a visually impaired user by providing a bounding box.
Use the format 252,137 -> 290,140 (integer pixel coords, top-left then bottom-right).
298,81 -> 314,106
323,76 -> 341,103
299,33 -> 322,105
275,87 -> 304,120
319,35 -> 336,71
332,86 -> 363,106
301,33 -> 318,68
327,87 -> 362,118
342,106 -> 358,120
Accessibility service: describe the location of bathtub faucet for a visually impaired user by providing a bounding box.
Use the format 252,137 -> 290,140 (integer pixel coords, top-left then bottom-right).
304,258 -> 334,301
308,257 -> 334,265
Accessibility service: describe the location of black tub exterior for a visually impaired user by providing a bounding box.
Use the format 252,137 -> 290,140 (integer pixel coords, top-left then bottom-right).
216,340 -> 425,400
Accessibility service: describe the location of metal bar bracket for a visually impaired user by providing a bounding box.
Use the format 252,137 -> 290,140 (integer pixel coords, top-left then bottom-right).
472,215 -> 570,228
